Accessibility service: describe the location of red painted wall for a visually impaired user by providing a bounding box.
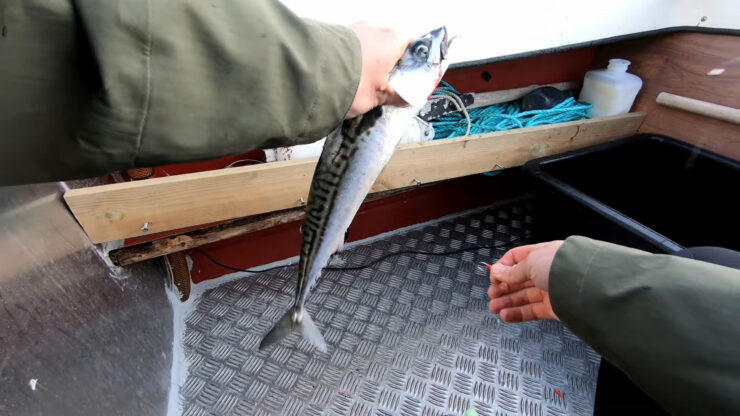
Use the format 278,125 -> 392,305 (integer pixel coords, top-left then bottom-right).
443,48 -> 595,93
188,172 -> 530,282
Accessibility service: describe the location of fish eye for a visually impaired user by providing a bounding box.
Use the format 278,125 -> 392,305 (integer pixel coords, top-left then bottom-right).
413,42 -> 429,59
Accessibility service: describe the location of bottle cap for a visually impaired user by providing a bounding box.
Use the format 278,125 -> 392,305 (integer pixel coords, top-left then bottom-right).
607,59 -> 631,72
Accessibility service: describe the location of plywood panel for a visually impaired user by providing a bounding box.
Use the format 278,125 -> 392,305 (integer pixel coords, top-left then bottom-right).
593,32 -> 740,160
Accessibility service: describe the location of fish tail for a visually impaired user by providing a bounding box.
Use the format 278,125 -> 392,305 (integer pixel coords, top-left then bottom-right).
299,309 -> 327,352
258,307 -> 327,353
258,309 -> 294,351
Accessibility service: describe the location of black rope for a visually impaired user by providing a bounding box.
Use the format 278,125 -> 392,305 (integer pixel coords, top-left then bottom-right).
193,248 -> 289,274
194,232 -> 528,274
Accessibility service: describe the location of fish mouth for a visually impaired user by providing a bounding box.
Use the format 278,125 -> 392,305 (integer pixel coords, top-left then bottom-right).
440,27 -> 450,61
429,26 -> 450,61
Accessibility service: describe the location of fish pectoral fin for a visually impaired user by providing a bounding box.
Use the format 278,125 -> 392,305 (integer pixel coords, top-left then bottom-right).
259,309 -> 294,351
334,228 -> 349,253
343,228 -> 351,250
328,254 -> 347,268
300,311 -> 328,353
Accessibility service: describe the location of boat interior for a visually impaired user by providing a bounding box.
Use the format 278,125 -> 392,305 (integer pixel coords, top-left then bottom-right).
1,3 -> 738,416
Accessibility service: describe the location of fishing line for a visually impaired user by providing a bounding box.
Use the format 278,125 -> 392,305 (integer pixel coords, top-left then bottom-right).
194,248 -> 289,274
193,232 -> 529,275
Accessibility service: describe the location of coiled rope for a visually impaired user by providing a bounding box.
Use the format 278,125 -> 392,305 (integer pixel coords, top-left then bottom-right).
429,81 -> 593,139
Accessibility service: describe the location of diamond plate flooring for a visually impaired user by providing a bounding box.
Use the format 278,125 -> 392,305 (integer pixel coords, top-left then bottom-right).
179,200 -> 601,416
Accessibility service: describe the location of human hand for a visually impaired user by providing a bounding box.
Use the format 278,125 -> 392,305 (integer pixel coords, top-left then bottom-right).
346,22 -> 411,118
487,241 -> 564,323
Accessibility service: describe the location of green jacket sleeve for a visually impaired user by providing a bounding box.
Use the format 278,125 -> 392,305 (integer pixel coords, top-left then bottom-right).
0,0 -> 360,185
550,236 -> 740,415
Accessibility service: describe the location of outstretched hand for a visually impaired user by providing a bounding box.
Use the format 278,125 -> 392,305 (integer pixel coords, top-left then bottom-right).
346,22 -> 411,118
488,241 -> 563,323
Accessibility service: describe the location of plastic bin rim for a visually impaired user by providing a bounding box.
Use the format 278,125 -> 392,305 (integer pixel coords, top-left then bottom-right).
524,134 -> 738,174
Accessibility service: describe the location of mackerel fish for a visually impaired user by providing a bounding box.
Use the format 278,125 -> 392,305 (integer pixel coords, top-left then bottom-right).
260,27 -> 452,352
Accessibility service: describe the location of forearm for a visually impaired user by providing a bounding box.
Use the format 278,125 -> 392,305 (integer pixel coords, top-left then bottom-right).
1,0 -> 361,184
550,236 -> 740,415
75,0 -> 361,166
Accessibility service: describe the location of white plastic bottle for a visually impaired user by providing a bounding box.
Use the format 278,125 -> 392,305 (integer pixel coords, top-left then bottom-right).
578,59 -> 643,117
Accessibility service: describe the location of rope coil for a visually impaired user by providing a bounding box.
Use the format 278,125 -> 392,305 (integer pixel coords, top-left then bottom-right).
430,81 -> 593,139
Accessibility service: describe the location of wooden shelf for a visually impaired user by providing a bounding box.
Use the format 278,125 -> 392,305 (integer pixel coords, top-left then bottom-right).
64,113 -> 645,244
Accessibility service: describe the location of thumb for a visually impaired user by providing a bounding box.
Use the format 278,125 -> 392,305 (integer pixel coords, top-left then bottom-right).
490,260 -> 531,285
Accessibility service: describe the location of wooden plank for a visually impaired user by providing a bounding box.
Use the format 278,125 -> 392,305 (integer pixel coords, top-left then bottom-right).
64,113 -> 644,243
109,208 -> 306,266
656,92 -> 740,125
108,186 -> 420,266
593,32 -> 740,161
66,158 -> 318,244
370,112 -> 644,191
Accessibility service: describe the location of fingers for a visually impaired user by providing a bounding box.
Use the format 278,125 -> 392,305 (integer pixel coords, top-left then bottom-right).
499,303 -> 556,323
485,240 -> 565,323
488,285 -> 560,323
489,263 -> 511,283
487,279 -> 534,299
347,22 -> 410,117
375,34 -> 412,108
380,86 -> 409,107
490,261 -> 530,285
495,244 -> 537,267
488,286 -> 543,314
490,240 -> 564,291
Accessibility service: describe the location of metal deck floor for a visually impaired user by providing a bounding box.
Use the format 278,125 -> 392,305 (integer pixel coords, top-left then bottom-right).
179,200 -> 601,416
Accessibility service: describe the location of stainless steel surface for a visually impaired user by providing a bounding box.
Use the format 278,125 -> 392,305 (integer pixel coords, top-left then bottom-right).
0,182 -> 173,416
180,200 -> 601,416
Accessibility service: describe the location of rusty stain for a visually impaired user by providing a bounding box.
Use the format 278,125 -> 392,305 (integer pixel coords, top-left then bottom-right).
569,125 -> 581,141
104,211 -> 124,221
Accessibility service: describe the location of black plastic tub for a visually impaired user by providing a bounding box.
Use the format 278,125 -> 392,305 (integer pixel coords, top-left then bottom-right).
525,134 -> 739,253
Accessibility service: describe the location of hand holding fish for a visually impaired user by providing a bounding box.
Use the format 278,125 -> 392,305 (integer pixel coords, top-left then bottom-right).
346,22 -> 412,118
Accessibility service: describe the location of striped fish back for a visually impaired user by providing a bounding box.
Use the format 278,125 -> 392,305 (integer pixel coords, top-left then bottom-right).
296,107 -> 384,301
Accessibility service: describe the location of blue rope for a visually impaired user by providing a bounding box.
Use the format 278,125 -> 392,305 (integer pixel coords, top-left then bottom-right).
430,81 -> 593,140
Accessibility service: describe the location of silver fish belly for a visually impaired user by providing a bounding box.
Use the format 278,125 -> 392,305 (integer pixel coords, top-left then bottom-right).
259,105 -> 415,352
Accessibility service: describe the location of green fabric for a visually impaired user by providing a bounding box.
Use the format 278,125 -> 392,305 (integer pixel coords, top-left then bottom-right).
0,0 -> 361,185
550,236 -> 740,415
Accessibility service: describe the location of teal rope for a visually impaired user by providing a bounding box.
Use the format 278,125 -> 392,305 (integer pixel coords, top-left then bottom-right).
430,81 -> 593,140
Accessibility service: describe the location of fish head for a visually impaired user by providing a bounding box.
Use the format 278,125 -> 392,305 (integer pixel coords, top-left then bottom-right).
389,26 -> 452,109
